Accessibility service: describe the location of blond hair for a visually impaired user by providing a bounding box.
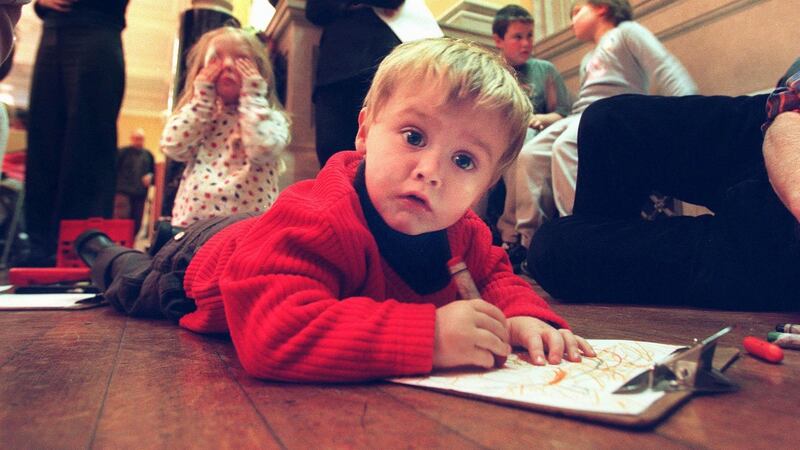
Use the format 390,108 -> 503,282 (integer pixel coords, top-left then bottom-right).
176,27 -> 285,114
362,38 -> 532,179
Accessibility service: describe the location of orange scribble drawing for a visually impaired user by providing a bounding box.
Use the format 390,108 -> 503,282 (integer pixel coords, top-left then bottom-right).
548,368 -> 567,385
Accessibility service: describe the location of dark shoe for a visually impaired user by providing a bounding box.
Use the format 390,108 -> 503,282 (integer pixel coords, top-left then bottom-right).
502,241 -> 527,267
9,234 -> 56,267
74,229 -> 115,267
641,192 -> 677,221
518,260 -> 532,277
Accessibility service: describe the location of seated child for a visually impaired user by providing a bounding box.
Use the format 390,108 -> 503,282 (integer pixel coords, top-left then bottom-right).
75,38 -> 594,382
161,27 -> 291,228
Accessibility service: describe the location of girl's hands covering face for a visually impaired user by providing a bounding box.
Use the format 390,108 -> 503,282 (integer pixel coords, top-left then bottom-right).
196,58 -> 223,84
234,58 -> 261,81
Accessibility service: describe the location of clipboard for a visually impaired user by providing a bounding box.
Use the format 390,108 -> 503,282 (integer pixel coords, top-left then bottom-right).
389,328 -> 739,428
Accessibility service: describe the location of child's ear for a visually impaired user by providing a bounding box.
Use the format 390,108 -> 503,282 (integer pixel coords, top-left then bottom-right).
492,33 -> 504,49
354,108 -> 369,154
593,4 -> 610,19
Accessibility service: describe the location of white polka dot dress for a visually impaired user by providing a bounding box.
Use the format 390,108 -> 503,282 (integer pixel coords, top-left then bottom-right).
161,77 -> 291,227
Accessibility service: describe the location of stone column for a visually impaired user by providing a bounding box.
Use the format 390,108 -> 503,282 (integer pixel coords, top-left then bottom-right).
266,0 -> 321,185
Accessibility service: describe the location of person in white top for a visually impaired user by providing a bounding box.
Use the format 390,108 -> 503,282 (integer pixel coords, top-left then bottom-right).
512,0 -> 696,250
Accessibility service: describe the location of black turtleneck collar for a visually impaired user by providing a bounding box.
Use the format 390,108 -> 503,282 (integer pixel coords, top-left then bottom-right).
354,163 -> 452,295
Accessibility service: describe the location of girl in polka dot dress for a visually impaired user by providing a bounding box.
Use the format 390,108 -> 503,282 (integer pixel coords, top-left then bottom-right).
161,27 -> 291,227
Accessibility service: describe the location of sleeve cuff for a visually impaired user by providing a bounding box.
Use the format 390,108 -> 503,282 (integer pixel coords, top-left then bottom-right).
192,80 -> 217,106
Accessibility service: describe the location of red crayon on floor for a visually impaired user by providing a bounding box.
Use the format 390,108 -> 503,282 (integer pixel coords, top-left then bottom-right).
447,257 -> 507,368
742,336 -> 784,363
775,323 -> 800,334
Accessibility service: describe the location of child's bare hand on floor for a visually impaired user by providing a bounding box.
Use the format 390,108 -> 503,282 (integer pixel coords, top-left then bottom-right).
508,316 -> 596,365
433,299 -> 511,369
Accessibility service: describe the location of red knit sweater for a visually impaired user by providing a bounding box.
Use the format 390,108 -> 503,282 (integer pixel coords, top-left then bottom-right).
179,151 -> 568,382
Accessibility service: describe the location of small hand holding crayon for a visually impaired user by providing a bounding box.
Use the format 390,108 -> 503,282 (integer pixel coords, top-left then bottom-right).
446,257 -> 595,368
446,257 -> 508,367
432,299 -> 511,370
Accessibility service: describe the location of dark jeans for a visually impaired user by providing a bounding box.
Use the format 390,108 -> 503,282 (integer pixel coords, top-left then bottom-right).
529,94 -> 800,310
25,25 -> 125,256
313,74 -> 372,168
93,213 -> 255,319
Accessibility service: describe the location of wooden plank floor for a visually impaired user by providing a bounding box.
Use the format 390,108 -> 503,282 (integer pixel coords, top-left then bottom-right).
1,300 -> 799,448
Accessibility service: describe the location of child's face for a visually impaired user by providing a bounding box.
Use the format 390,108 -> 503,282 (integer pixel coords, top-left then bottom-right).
204,35 -> 252,104
571,2 -> 604,41
493,21 -> 534,67
356,82 -> 508,235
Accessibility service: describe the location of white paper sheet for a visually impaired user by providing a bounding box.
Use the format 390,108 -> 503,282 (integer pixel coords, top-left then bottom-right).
390,339 -> 682,416
373,0 -> 443,43
0,293 -> 102,310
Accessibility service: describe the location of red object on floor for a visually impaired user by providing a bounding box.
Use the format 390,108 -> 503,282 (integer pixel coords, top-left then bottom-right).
742,336 -> 784,364
8,267 -> 91,286
1,151 -> 26,182
57,218 -> 134,268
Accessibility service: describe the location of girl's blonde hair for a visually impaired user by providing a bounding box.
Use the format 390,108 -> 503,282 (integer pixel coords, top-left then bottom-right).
176,26 -> 285,113
363,38 -> 532,180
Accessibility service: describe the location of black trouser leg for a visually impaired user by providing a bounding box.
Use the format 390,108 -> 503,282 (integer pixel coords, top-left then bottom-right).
25,27 -> 65,256
313,75 -> 371,167
25,27 -> 124,256
529,94 -> 800,310
572,94 -> 769,216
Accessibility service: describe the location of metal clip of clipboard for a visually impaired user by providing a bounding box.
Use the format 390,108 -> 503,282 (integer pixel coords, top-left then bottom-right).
614,326 -> 739,394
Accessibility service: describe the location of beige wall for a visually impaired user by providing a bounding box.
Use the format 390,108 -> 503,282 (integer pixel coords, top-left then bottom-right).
534,0 -> 798,96
429,0 -> 528,17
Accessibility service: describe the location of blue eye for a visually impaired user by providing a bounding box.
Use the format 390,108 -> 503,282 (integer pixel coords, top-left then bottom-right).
453,153 -> 475,171
404,130 -> 424,147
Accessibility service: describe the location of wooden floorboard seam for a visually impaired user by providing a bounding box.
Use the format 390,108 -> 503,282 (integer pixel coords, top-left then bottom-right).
377,385 -> 494,450
86,317 -> 129,450
213,345 -> 289,450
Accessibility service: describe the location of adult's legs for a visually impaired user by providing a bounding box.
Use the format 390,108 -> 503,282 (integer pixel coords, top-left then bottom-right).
130,194 -> 147,236
572,94 -> 769,217
23,27 -> 124,263
313,74 -> 371,167
24,27 -> 65,261
529,94 -> 799,310
59,27 -> 124,221
113,193 -> 131,221
530,186 -> 799,309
